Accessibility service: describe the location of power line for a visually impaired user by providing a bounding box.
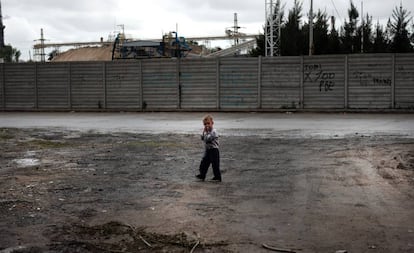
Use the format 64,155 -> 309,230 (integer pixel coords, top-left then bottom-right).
330,0 -> 342,20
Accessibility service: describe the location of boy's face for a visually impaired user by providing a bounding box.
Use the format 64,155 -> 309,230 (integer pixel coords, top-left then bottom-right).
203,119 -> 213,132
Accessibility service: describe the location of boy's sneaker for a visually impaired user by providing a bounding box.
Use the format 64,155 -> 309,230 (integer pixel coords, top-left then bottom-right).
210,177 -> 222,182
195,174 -> 205,181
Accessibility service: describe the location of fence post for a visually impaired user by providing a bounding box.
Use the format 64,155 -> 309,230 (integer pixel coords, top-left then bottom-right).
300,56 -> 304,109
68,62 -> 72,110
34,63 -> 38,109
391,54 -> 395,109
1,64 -> 5,109
139,60 -> 144,111
177,58 -> 181,109
344,55 -> 348,109
258,56 -> 262,109
216,58 -> 220,110
103,62 -> 107,109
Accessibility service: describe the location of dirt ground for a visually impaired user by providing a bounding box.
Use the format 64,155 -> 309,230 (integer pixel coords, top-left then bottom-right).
0,127 -> 413,253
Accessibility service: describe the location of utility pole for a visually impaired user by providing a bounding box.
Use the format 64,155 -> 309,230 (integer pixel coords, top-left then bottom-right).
361,1 -> 364,53
309,0 -> 314,55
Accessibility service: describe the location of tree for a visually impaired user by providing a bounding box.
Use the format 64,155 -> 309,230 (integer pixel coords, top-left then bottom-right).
412,22 -> 414,45
48,49 -> 59,61
341,1 -> 360,53
387,4 -> 413,53
250,0 -> 413,57
249,33 -> 265,57
357,13 -> 374,53
372,21 -> 390,53
0,45 -> 21,62
312,10 -> 330,54
281,0 -> 303,56
327,16 -> 341,54
12,47 -> 21,62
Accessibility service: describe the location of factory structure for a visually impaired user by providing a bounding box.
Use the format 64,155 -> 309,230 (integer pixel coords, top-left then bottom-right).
0,0 -> 284,62
31,13 -> 259,62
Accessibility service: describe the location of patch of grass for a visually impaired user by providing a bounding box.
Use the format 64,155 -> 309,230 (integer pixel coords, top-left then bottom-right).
0,128 -> 15,140
126,141 -> 183,148
25,139 -> 70,149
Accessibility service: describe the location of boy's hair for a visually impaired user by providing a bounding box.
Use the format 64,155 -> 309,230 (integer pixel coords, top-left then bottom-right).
203,114 -> 214,122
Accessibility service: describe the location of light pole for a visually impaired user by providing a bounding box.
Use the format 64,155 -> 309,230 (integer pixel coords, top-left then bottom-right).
361,1 -> 364,53
309,0 -> 314,55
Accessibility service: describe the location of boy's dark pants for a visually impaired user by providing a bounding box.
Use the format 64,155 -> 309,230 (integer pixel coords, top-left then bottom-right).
199,148 -> 221,179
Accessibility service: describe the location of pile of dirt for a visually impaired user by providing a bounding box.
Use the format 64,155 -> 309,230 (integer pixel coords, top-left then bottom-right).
46,221 -> 206,253
372,147 -> 414,184
52,46 -> 113,62
0,221 -> 215,253
51,44 -> 205,62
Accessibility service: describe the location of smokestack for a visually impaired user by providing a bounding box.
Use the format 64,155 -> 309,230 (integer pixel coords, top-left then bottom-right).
0,0 -> 5,48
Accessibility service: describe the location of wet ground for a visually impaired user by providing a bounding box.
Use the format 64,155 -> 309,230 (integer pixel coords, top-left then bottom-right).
0,113 -> 413,253
1,112 -> 414,137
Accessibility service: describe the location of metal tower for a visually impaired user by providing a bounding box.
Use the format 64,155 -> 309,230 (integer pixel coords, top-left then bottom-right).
34,28 -> 46,62
265,0 -> 282,56
233,13 -> 240,46
225,13 -> 243,46
0,0 -> 5,49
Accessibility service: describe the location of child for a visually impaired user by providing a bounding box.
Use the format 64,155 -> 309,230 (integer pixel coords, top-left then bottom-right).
196,114 -> 222,182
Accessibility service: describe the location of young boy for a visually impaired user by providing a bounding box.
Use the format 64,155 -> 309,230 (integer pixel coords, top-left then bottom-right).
196,115 -> 222,182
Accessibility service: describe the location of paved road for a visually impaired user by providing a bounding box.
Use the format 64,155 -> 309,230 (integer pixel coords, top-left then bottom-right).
0,112 -> 413,137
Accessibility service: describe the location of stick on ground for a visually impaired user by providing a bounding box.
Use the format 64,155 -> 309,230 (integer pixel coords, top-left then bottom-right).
139,235 -> 152,248
262,243 -> 298,252
190,240 -> 200,253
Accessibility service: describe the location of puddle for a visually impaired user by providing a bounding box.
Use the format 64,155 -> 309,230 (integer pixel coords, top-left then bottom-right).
25,151 -> 37,157
13,158 -> 40,167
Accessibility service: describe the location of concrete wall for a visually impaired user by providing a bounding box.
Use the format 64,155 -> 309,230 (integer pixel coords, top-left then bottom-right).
1,54 -> 414,111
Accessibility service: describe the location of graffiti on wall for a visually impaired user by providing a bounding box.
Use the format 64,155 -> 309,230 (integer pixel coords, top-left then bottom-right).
304,64 -> 336,92
352,71 -> 391,87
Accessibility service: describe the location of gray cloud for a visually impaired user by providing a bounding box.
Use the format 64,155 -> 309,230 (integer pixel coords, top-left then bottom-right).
1,0 -> 413,61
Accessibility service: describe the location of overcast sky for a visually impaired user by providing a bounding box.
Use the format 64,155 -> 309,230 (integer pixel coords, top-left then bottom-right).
1,0 -> 413,61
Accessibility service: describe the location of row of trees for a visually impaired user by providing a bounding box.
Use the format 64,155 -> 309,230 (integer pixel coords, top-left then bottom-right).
0,45 -> 21,62
250,0 -> 414,56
